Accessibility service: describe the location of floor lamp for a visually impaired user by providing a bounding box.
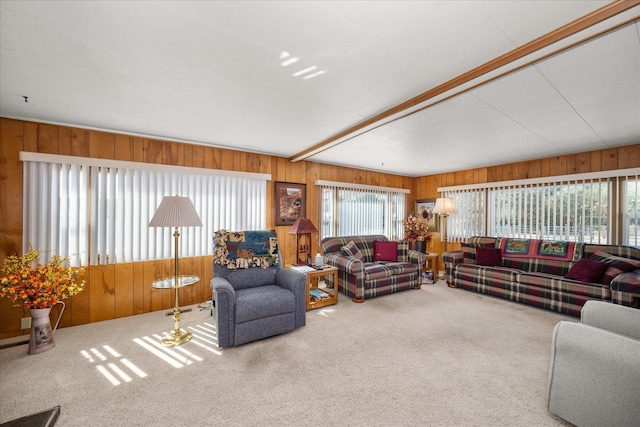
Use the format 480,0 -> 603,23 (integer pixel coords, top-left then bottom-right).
149,195 -> 203,346
433,197 -> 457,287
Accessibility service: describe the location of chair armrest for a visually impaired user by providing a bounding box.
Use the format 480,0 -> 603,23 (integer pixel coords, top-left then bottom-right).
276,269 -> 307,327
548,321 -> 640,426
442,250 -> 463,265
324,253 -> 364,276
581,300 -> 640,340
211,277 -> 236,348
408,249 -> 426,265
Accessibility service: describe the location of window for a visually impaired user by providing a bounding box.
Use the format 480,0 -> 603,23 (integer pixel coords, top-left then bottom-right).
441,168 -> 640,246
446,189 -> 484,241
487,180 -> 609,243
21,152 -> 269,266
317,180 -> 408,241
624,176 -> 640,247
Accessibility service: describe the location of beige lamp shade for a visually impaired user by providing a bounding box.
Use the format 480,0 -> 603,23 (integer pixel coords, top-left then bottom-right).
149,196 -> 203,227
432,197 -> 457,215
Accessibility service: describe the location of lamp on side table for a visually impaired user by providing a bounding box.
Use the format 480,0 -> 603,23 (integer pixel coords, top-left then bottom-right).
289,218 -> 318,266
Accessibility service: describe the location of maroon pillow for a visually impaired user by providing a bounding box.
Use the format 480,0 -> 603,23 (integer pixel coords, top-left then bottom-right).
564,259 -> 609,283
373,241 -> 398,262
476,247 -> 502,266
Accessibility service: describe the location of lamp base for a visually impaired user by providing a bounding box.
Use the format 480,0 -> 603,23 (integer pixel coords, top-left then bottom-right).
161,329 -> 192,347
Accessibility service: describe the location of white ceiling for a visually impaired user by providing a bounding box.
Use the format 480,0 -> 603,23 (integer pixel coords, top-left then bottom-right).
1,1 -> 639,177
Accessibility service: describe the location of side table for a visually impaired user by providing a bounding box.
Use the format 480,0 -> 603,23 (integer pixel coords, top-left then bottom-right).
287,265 -> 339,311
424,252 -> 439,274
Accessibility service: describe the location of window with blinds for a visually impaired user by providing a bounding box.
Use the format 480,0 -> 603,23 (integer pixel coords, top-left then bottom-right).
21,152 -> 269,266
625,177 -> 639,246
441,169 -> 640,246
316,180 -> 408,241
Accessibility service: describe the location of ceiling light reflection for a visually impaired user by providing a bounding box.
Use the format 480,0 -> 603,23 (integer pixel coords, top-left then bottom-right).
292,66 -> 317,77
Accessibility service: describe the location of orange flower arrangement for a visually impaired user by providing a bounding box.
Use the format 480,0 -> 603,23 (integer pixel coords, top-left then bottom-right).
403,214 -> 433,243
0,248 -> 86,309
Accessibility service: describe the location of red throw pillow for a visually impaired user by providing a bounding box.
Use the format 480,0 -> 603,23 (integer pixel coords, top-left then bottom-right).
564,259 -> 609,283
373,241 -> 398,262
476,247 -> 502,266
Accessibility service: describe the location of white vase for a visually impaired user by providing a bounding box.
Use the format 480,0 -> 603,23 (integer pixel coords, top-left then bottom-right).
28,302 -> 64,355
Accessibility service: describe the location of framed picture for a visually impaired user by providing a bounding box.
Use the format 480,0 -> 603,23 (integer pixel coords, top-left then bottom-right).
415,199 -> 439,232
275,181 -> 306,226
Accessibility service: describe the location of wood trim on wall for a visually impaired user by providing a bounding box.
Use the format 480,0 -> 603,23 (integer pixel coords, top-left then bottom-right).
415,142 -> 640,273
0,118 -> 411,339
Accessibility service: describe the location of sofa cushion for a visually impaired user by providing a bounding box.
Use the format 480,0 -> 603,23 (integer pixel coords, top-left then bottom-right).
341,240 -> 364,261
517,271 -> 611,299
564,259 -> 609,283
373,240 -> 397,262
589,251 -> 640,286
364,262 -> 417,281
476,247 -> 502,266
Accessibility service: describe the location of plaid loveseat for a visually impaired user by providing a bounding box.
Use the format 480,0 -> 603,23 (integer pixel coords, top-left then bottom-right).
320,235 -> 426,302
443,236 -> 640,317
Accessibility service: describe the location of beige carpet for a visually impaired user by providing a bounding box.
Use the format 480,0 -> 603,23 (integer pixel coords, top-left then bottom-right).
0,281 -> 573,426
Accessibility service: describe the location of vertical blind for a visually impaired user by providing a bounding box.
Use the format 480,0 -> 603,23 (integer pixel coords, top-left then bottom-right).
317,180 -> 408,241
441,169 -> 640,246
21,152 -> 269,266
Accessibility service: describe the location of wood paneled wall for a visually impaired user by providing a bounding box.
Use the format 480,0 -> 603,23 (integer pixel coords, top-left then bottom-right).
415,143 -> 640,273
0,118 -> 414,339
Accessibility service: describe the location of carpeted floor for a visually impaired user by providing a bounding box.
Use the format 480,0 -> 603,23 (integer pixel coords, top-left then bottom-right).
0,281 -> 573,426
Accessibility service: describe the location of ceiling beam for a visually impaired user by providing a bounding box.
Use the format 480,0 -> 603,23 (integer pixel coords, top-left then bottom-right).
289,0 -> 640,163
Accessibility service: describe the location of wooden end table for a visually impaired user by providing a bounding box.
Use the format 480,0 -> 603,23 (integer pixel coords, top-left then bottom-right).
287,265 -> 339,311
424,252 -> 439,273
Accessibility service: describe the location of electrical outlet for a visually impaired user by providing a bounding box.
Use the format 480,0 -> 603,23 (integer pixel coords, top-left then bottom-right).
21,317 -> 31,329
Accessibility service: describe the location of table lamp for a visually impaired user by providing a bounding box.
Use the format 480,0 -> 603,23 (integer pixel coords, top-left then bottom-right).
149,195 -> 202,346
289,218 -> 317,265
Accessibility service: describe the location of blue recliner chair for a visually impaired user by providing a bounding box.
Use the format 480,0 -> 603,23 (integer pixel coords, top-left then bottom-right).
211,229 -> 306,347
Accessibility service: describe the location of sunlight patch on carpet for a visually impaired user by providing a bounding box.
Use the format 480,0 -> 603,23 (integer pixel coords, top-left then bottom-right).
81,345 -> 148,386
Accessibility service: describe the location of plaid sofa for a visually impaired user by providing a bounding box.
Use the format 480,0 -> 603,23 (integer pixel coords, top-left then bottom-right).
443,237 -> 640,317
320,235 -> 426,302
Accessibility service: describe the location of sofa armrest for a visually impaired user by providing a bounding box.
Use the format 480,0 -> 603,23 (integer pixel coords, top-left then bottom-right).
276,269 -> 307,327
442,250 -> 463,286
548,321 -> 640,426
211,277 -> 236,348
610,269 -> 640,308
408,249 -> 426,265
581,300 -> 640,340
324,253 -> 365,276
442,250 -> 463,265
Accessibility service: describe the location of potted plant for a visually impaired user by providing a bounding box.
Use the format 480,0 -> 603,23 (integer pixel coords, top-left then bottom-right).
0,248 -> 86,354
403,214 -> 432,252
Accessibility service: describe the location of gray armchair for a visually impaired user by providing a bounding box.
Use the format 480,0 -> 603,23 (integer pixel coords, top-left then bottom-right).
211,230 -> 306,347
547,300 -> 640,426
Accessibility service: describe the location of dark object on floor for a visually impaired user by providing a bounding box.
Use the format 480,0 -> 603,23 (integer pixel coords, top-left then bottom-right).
1,406 -> 60,427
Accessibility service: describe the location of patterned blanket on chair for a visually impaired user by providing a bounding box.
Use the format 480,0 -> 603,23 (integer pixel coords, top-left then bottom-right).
213,230 -> 279,269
